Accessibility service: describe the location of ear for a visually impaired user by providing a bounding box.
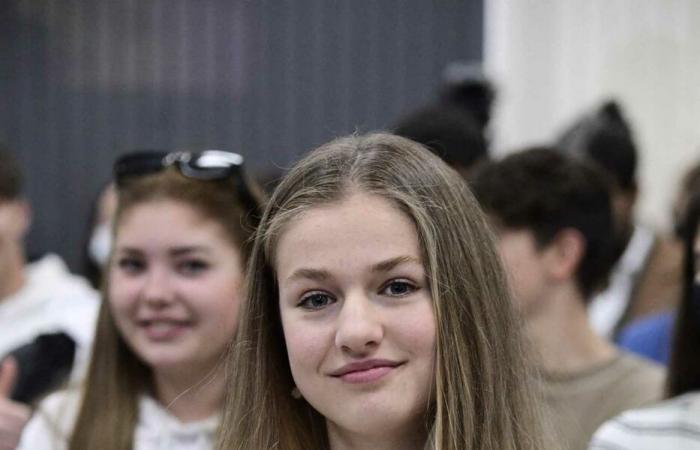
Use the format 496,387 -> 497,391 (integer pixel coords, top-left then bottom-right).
542,228 -> 586,281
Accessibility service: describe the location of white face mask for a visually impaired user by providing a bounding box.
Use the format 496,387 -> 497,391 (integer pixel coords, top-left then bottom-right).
88,223 -> 112,267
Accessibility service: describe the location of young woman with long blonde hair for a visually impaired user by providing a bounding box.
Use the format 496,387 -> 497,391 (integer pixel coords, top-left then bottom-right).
19,150 -> 263,450
216,133 -> 546,450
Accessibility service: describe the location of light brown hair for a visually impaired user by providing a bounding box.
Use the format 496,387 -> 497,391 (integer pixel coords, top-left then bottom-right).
216,133 -> 545,449
68,166 -> 263,450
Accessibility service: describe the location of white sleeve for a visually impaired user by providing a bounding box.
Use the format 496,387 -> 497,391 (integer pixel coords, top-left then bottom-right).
17,391 -> 79,450
588,417 -> 636,449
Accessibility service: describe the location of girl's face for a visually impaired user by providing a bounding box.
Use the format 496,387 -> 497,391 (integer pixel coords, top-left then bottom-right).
276,192 -> 436,442
109,200 -> 243,377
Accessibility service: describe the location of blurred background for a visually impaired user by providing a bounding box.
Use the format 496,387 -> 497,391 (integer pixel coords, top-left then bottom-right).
0,0 -> 482,271
2,0 -> 699,275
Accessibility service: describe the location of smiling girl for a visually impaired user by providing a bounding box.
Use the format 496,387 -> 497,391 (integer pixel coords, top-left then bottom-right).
19,150 -> 263,450
216,133 -> 546,450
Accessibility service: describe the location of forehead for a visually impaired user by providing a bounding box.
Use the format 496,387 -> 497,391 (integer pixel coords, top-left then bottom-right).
274,193 -> 421,271
115,200 -> 228,245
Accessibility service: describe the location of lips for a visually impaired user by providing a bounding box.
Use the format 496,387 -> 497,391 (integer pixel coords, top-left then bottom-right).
330,359 -> 404,384
138,318 -> 192,341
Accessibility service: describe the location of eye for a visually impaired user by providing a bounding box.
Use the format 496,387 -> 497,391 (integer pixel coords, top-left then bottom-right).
177,259 -> 210,276
116,256 -> 145,275
381,280 -> 417,297
298,292 -> 335,310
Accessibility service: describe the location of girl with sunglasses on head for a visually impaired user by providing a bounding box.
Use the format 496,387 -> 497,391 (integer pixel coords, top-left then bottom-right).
589,192 -> 700,449
19,150 -> 263,450
215,133 -> 547,450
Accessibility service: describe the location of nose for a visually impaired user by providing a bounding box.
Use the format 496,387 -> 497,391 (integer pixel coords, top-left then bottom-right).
140,266 -> 174,308
334,292 -> 383,355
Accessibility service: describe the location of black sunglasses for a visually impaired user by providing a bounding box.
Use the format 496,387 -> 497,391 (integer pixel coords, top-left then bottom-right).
114,149 -> 258,213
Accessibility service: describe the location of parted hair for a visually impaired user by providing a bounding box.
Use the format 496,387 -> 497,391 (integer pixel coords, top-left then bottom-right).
216,133 -> 545,450
67,166 -> 263,450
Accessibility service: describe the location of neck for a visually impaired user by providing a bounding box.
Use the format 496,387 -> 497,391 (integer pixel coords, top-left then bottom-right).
526,283 -> 618,375
328,421 -> 427,450
152,362 -> 224,423
0,243 -> 26,301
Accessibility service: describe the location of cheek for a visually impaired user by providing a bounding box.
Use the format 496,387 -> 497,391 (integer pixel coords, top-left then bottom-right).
196,280 -> 244,337
394,303 -> 436,358
280,313 -> 330,379
107,274 -> 139,324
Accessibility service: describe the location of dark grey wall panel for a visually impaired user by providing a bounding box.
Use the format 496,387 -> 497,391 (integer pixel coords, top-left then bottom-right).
0,0 -> 482,272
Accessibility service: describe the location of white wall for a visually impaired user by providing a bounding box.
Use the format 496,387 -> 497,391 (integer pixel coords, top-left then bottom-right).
484,0 -> 700,230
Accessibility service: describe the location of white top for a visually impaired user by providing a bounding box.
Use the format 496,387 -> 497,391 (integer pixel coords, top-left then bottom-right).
0,254 -> 99,380
19,389 -> 219,450
588,225 -> 655,338
589,392 -> 700,450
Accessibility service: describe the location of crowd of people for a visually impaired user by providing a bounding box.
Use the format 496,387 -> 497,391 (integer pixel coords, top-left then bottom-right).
1,74 -> 699,450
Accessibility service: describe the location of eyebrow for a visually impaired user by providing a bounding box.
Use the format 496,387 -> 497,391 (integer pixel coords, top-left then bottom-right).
287,268 -> 331,283
370,255 -> 421,273
170,246 -> 210,257
114,245 -> 210,256
286,255 -> 421,283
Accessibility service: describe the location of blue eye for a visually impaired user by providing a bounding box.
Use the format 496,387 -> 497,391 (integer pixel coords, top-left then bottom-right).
298,292 -> 335,310
381,280 -> 417,297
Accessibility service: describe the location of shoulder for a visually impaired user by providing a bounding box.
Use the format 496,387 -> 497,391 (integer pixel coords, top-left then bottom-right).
607,353 -> 665,401
134,396 -> 220,450
590,393 -> 700,450
30,255 -> 100,345
30,254 -> 98,302
615,352 -> 665,382
18,389 -> 82,450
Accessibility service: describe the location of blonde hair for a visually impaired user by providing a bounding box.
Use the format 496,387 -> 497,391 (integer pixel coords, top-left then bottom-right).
217,133 -> 545,449
68,167 -> 263,450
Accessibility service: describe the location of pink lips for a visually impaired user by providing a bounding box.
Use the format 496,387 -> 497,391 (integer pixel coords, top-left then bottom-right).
138,319 -> 191,341
330,359 -> 403,384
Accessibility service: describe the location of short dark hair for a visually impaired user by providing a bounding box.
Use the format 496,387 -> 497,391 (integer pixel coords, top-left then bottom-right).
557,100 -> 638,191
393,104 -> 488,172
0,145 -> 23,200
470,147 -> 616,300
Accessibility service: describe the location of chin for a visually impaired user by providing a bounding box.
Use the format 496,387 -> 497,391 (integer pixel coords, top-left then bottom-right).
330,404 -> 425,435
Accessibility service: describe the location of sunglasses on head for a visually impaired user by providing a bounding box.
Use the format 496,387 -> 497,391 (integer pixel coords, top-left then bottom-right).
114,149 -> 258,213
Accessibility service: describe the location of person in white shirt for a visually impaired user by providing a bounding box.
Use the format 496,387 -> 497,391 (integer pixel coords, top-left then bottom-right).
590,192 -> 700,450
19,149 -> 263,450
0,147 -> 98,450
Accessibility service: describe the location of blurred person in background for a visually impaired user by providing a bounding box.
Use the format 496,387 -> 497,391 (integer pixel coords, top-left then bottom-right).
616,158 -> 700,365
0,146 -> 98,450
439,61 -> 496,148
557,101 -> 682,340
471,148 -> 665,450
81,182 -> 118,289
19,149 -> 264,450
590,191 -> 700,449
393,103 -> 488,179
393,61 -> 494,180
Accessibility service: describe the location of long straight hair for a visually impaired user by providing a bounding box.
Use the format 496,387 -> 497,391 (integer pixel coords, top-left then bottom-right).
668,193 -> 700,397
67,167 -> 262,450
216,133 -> 546,450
